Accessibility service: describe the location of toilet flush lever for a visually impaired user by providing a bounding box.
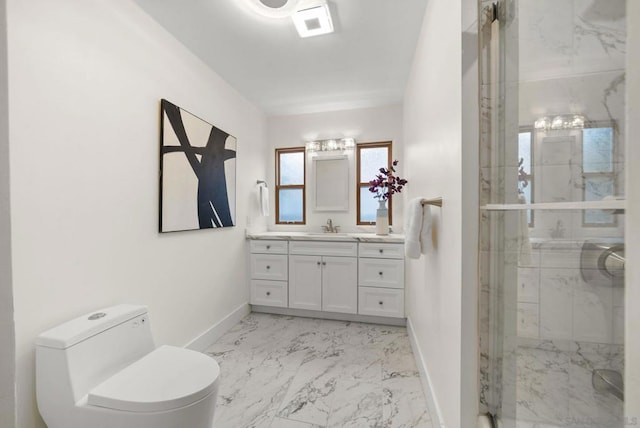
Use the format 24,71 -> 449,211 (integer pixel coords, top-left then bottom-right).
88,312 -> 106,321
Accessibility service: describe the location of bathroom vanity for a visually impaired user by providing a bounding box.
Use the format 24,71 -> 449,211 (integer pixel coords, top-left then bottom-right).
247,232 -> 405,325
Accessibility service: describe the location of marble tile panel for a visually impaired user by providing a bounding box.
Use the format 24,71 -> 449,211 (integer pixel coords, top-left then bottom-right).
517,267 -> 540,303
516,347 -> 571,424
518,0 -> 575,82
270,418 -> 323,428
573,0 -> 626,75
539,269 -> 577,340
326,380 -> 383,428
213,365 -> 298,428
572,281 -> 613,343
276,356 -> 342,426
517,303 -> 539,339
382,375 -> 432,428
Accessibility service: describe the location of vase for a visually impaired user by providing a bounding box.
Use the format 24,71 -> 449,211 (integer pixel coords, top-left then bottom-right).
375,200 -> 389,235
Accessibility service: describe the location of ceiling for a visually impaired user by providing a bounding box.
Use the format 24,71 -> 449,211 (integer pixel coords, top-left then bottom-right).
133,0 -> 427,116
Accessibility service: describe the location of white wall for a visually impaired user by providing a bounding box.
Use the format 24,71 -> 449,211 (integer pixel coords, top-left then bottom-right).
266,105 -> 404,233
0,0 -> 15,426
625,0 -> 640,419
7,0 -> 267,426
402,0 -> 467,426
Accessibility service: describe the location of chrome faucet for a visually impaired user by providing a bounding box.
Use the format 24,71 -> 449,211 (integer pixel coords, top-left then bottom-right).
321,219 -> 340,233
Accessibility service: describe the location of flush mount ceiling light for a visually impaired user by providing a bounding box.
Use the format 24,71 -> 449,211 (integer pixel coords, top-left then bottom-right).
246,0 -> 300,19
292,0 -> 334,38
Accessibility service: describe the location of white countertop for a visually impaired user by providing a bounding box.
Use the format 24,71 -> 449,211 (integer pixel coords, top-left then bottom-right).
246,231 -> 404,243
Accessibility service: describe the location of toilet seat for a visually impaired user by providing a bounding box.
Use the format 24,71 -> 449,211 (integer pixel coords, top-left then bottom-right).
87,345 -> 220,413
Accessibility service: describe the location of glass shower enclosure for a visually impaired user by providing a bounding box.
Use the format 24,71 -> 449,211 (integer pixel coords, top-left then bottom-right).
478,0 -> 626,426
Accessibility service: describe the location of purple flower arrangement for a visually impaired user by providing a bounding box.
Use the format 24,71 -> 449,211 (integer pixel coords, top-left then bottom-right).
368,160 -> 408,201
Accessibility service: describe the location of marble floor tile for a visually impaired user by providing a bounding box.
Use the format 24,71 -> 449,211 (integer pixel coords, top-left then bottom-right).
326,380 -> 383,427
203,313 -> 431,428
383,375 -> 432,428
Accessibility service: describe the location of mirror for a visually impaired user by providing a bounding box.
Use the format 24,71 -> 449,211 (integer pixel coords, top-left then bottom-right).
312,155 -> 349,211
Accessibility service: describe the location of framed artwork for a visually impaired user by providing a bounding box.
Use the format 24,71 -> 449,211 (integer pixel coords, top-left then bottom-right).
159,99 -> 236,232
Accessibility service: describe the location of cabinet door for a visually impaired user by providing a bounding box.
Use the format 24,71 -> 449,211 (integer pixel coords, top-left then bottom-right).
289,255 -> 322,311
322,256 -> 357,314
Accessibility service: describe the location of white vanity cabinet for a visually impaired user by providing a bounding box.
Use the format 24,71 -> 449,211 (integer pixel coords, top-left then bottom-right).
357,242 -> 405,318
249,240 -> 288,308
247,234 -> 405,323
289,242 -> 358,314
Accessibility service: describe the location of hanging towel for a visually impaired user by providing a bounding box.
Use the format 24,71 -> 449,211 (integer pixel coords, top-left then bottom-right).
260,185 -> 269,217
405,198 -> 432,258
518,193 -> 532,266
420,203 -> 433,254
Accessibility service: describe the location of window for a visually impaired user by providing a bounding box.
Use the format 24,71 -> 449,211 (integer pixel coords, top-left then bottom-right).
518,129 -> 534,226
356,142 -> 392,225
276,147 -> 306,224
582,126 -> 616,226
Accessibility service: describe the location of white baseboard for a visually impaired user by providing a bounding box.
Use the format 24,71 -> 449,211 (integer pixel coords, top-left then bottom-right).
186,303 -> 251,351
407,316 -> 445,428
251,305 -> 406,326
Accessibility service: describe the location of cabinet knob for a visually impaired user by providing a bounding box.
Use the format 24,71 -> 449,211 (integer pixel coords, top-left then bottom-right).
322,261 -> 327,266
378,271 -> 383,276
266,291 -> 271,296
266,265 -> 271,269
266,245 -> 271,250
379,301 -> 384,305
317,261 -> 321,266
379,249 -> 384,254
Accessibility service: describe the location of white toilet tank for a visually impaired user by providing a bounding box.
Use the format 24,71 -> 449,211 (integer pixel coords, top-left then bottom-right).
36,304 -> 156,421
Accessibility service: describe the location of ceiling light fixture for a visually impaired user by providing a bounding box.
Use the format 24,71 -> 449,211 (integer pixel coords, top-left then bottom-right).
292,0 -> 334,38
246,0 -> 300,19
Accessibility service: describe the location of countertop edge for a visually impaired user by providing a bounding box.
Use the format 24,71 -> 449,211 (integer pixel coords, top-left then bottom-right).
246,232 -> 405,243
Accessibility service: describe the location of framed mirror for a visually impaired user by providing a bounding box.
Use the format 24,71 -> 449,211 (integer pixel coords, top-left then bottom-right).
312,155 -> 349,211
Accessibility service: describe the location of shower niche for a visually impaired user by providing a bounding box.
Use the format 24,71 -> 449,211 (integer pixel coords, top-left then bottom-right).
478,0 -> 627,427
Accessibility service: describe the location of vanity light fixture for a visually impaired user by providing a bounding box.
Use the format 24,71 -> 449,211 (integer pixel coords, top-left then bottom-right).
534,114 -> 585,131
305,138 -> 355,153
292,0 -> 334,38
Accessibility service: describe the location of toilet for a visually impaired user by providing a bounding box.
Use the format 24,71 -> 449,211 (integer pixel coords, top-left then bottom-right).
36,304 -> 220,428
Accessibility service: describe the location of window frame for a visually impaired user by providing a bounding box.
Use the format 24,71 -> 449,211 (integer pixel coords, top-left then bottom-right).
275,147 -> 306,225
356,141 -> 393,225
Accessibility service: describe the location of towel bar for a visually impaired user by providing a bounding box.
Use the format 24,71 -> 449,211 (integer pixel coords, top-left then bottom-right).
420,197 -> 442,207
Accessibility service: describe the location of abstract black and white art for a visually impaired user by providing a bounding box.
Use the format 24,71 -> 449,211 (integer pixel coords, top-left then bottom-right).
160,99 -> 236,232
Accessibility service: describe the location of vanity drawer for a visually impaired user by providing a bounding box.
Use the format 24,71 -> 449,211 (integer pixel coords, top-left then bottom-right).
289,241 -> 357,257
250,254 -> 288,281
358,287 -> 405,318
250,240 -> 288,254
250,280 -> 288,307
358,258 -> 404,289
358,243 -> 404,259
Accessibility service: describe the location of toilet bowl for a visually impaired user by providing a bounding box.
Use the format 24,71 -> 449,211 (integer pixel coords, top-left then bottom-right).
36,304 -> 220,428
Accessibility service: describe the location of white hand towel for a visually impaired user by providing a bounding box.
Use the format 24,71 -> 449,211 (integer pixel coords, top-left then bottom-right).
420,204 -> 433,254
260,186 -> 269,217
405,198 -> 423,259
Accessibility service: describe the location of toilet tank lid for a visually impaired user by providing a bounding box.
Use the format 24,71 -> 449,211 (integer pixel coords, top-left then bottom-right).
36,304 -> 148,349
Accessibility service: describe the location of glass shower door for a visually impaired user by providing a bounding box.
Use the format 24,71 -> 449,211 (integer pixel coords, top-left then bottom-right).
478,1 -> 627,427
